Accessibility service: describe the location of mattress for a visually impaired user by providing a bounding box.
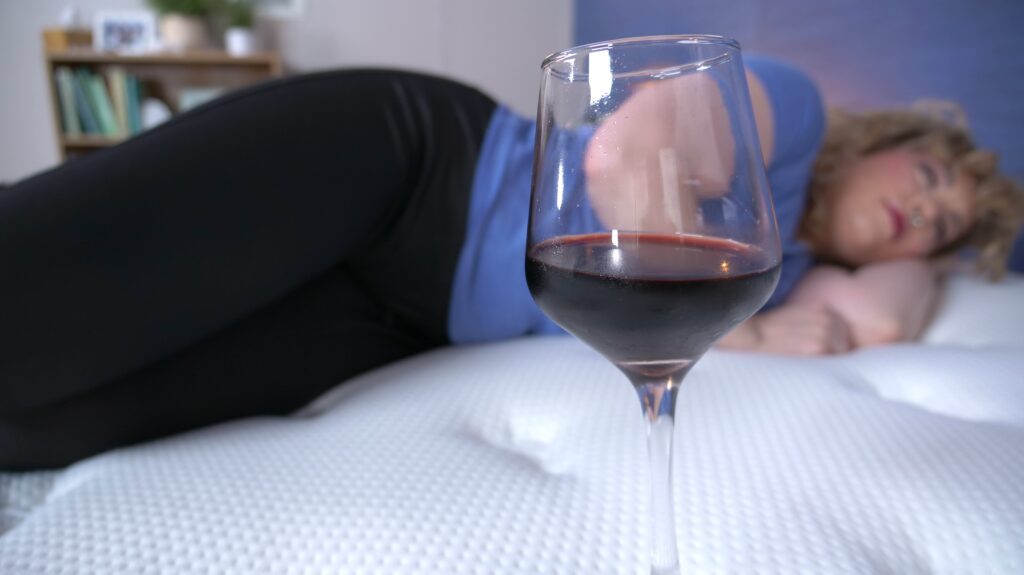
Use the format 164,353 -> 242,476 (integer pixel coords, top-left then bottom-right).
2,273 -> 1023,574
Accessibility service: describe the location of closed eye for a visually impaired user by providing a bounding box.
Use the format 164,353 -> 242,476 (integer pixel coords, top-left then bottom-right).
916,161 -> 938,190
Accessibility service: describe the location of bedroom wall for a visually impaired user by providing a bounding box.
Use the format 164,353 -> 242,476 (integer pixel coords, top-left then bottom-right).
0,0 -> 572,183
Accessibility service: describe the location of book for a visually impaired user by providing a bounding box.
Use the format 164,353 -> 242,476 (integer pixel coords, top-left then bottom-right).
54,67 -> 81,136
106,67 -> 129,137
86,71 -> 119,137
71,69 -> 101,134
126,74 -> 142,135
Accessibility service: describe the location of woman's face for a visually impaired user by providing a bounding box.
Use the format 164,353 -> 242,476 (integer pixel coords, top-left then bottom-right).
818,148 -> 975,265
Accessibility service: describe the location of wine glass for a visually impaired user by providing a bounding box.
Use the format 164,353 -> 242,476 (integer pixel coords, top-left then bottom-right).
526,35 -> 781,575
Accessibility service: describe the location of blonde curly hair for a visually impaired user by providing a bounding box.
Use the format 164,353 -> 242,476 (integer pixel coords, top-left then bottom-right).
802,105 -> 1024,279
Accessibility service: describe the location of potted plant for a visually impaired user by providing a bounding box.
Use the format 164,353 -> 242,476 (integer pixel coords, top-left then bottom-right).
147,0 -> 213,52
222,1 -> 258,56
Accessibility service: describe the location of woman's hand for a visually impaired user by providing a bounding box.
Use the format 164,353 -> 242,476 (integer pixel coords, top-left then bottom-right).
582,69 -> 774,235
718,302 -> 853,355
582,74 -> 735,234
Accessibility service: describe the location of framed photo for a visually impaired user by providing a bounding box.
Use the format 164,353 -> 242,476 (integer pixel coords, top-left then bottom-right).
93,11 -> 157,54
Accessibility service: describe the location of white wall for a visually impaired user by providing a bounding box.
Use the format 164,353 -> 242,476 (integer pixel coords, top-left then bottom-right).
0,0 -> 145,183
0,0 -> 573,183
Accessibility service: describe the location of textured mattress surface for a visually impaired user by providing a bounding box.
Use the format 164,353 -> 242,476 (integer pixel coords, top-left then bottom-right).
1,273 -> 1023,574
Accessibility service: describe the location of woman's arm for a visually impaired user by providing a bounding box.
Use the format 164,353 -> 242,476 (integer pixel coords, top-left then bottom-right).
717,300 -> 852,355
787,259 -> 940,347
719,259 -> 940,354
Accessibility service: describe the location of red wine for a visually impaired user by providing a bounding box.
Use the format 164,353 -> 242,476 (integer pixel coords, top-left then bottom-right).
527,232 -> 779,379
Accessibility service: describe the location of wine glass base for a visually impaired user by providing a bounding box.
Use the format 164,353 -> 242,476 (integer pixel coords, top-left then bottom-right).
651,565 -> 681,575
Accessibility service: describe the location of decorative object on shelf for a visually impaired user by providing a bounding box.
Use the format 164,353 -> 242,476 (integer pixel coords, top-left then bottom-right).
43,28 -> 93,52
179,86 -> 226,111
141,98 -> 174,129
92,10 -> 157,54
43,5 -> 93,52
158,14 -> 209,52
147,0 -> 213,52
59,4 -> 81,27
223,0 -> 258,56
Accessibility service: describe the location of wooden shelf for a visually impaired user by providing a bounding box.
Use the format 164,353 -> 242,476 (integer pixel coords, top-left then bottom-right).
47,50 -> 282,72
62,135 -> 123,148
44,44 -> 283,161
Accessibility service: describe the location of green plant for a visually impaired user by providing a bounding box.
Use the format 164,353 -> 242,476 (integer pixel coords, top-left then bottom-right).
147,0 -> 255,27
146,0 -> 215,17
224,0 -> 255,28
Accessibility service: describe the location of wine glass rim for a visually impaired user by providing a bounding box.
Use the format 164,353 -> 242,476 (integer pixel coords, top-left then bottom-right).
541,34 -> 741,70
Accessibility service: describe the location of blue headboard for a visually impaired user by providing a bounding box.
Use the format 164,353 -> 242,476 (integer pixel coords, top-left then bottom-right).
576,0 -> 1024,266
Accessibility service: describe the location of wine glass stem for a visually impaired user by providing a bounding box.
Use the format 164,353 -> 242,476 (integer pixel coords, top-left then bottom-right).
636,379 -> 682,575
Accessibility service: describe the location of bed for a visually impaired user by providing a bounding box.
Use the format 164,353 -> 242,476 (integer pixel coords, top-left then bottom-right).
2,272 -> 1023,574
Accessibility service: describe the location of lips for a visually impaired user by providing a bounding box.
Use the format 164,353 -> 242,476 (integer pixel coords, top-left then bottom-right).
884,202 -> 905,240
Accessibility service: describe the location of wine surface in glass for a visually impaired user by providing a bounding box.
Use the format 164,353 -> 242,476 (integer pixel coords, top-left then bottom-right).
526,232 -> 779,379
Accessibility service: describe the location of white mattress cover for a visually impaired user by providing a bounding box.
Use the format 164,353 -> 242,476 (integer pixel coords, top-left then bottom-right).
1,273 -> 1023,574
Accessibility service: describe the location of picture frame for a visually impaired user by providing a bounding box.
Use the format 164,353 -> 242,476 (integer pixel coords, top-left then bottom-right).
93,11 -> 157,54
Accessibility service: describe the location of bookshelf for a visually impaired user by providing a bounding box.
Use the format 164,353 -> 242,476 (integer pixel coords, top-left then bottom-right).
44,46 -> 283,161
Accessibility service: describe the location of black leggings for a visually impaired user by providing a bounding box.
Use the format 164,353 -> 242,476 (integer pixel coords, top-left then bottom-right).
0,70 -> 496,469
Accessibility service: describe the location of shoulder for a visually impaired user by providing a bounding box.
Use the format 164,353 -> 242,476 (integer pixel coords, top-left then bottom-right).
744,56 -> 826,165
744,56 -> 822,109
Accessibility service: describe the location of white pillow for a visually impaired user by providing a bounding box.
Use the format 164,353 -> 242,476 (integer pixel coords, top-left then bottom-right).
922,272 -> 1024,347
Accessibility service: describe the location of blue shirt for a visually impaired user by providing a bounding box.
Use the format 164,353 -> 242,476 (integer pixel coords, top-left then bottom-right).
448,56 -> 825,343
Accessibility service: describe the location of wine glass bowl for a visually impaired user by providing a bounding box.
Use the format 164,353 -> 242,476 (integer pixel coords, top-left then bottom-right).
527,232 -> 778,379
526,35 -> 781,575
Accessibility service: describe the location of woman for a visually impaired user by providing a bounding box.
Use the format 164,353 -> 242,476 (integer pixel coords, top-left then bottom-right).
719,70 -> 1024,354
0,57 -> 1019,469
